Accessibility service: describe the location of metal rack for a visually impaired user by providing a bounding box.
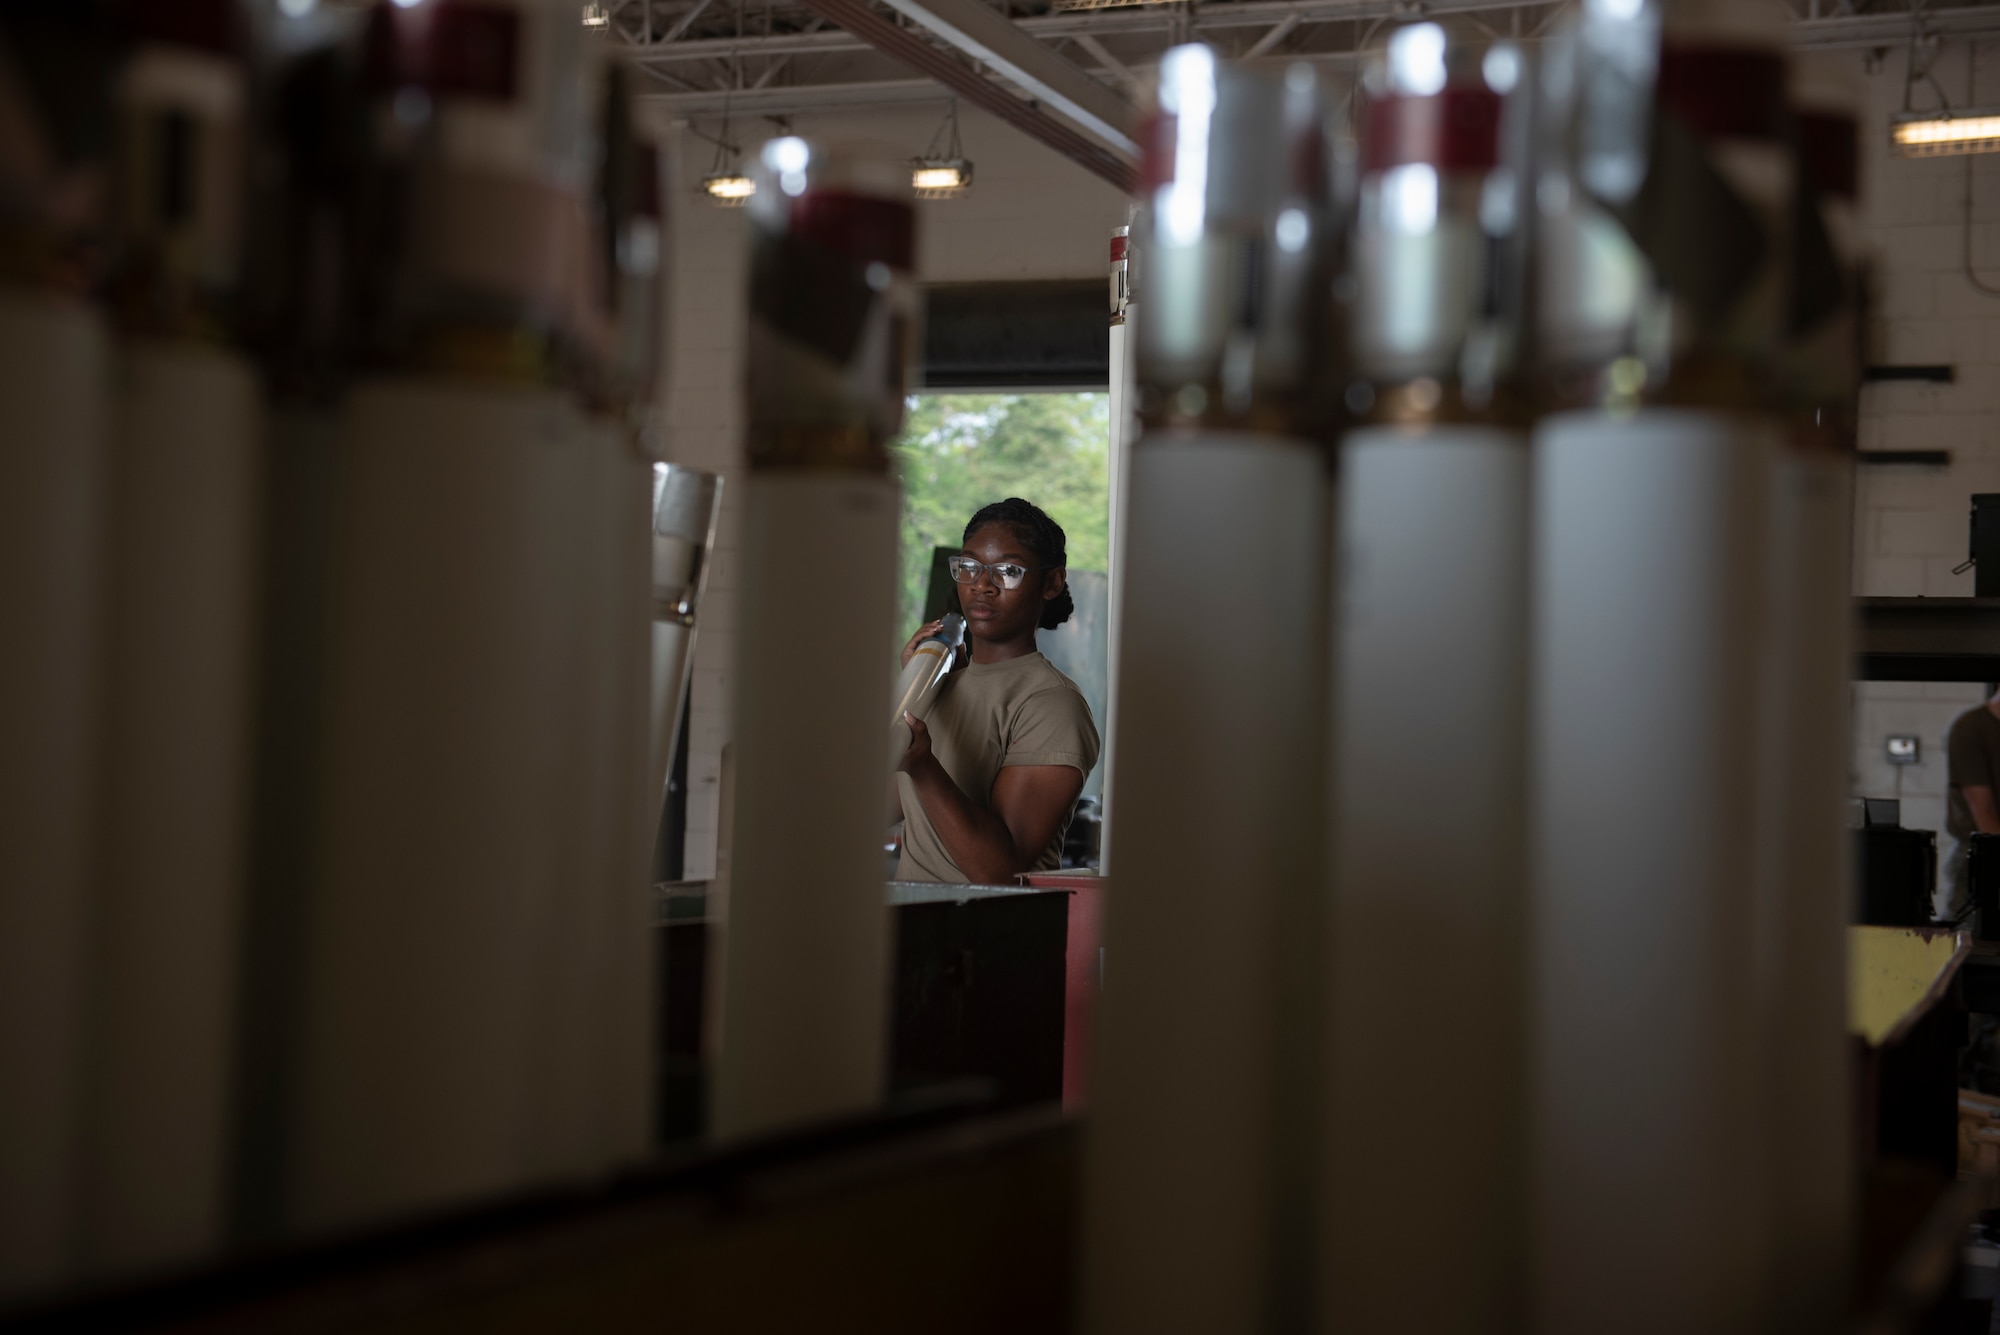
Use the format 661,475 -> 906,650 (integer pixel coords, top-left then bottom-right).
1858,598 -> 2000,682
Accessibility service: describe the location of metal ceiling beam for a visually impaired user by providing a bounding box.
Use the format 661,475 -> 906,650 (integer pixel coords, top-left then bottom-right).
1072,31 -> 1139,89
629,0 -> 2000,63
628,0 -> 1568,62
645,44 -> 1400,114
872,0 -> 1138,151
650,54 -> 1418,117
1241,12 -> 1302,58
658,0 -> 721,44
1790,5 -> 2000,49
634,0 -> 2000,131
795,0 -> 1141,190
656,74 -> 952,115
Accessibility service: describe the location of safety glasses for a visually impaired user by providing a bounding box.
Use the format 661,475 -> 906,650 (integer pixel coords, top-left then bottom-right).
947,555 -> 1044,591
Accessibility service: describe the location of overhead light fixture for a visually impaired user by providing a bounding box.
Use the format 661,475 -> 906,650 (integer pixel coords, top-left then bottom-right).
911,100 -> 973,199
1892,109 -> 2000,156
581,2 -> 610,27
700,99 -> 754,206
703,172 -> 756,203
912,162 -> 973,196
1050,0 -> 1169,11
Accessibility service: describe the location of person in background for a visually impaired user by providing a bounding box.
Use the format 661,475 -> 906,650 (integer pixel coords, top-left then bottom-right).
893,498 -> 1100,884
1946,686 -> 2000,917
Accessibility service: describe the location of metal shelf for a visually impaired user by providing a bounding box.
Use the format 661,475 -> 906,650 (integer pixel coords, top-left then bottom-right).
1858,598 -> 2000,682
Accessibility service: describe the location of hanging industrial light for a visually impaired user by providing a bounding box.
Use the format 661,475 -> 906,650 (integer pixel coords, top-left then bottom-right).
910,100 -> 973,198
1887,23 -> 2000,157
702,171 -> 756,202
700,103 -> 755,205
581,2 -> 611,28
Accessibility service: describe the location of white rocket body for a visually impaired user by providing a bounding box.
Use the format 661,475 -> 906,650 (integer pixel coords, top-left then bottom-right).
525,415 -> 608,1185
1757,446 -> 1854,1334
715,473 -> 900,1138
1085,433 -> 1330,1335
1325,424 -> 1529,1331
81,342 -> 261,1277
888,612 -> 965,763
0,292 -> 111,1299
715,131 -> 913,1141
518,417 -> 652,1183
268,0 -> 659,1233
73,31 -> 263,1276
1528,4 -> 1798,1323
1755,57 -> 1862,1335
599,438 -> 658,1166
1320,23 -> 1534,1326
1531,407 -> 1773,1335
290,380 -> 585,1233
1087,51 -> 1338,1334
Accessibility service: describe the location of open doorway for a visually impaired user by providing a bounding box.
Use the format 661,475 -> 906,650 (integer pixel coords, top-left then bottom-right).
892,391 -> 1112,815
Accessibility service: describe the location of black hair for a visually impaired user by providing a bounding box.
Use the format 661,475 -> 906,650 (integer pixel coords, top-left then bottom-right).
963,497 -> 1073,630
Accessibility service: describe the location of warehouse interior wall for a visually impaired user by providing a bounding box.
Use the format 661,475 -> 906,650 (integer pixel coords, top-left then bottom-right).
1833,40 -> 2000,848
645,99 -> 1129,878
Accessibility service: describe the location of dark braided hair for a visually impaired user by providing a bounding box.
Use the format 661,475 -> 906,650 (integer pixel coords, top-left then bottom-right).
963,498 -> 1073,630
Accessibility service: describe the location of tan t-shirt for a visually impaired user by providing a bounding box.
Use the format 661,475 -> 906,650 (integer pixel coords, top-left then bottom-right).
895,651 -> 1100,883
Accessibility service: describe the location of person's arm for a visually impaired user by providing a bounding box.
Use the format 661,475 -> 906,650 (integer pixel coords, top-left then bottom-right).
898,713 -> 1083,884
1952,711 -> 2000,834
1968,784 -> 2000,835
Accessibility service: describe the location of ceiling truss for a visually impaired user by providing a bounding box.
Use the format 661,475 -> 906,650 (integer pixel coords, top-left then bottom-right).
611,0 -> 2000,177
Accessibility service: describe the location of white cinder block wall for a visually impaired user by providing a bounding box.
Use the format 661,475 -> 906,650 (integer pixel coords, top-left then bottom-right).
1831,40 -> 2000,856
648,101 -> 1128,878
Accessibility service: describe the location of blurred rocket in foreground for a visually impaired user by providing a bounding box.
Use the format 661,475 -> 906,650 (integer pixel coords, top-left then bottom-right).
1530,2 -> 1799,1330
1087,48 -> 1344,1335
0,4 -> 119,1300
1323,21 -> 1535,1335
715,135 -> 917,1140
82,0 -> 262,1280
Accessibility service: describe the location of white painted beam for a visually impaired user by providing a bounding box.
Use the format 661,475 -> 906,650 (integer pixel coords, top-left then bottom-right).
871,0 -> 1138,152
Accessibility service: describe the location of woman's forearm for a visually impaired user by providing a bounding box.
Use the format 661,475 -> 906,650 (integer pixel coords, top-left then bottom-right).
904,753 -> 1022,883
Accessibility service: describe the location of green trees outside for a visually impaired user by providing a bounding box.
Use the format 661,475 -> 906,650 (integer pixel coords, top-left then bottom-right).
890,392 -> 1111,638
